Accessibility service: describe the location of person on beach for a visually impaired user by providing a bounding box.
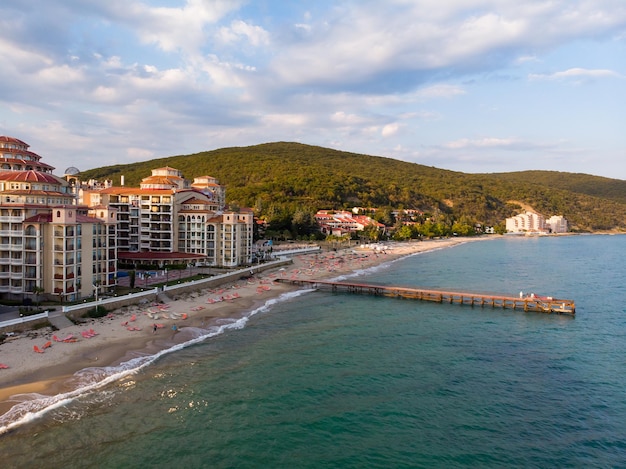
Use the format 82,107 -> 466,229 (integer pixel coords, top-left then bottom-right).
153,324 -> 157,334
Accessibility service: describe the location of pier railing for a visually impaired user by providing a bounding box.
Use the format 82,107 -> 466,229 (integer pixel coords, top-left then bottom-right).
276,279 -> 575,315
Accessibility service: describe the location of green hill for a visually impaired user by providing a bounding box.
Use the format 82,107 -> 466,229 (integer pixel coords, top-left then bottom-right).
79,142 -> 626,233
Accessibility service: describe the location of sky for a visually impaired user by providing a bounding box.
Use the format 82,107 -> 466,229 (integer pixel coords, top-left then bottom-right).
1,0 -> 625,180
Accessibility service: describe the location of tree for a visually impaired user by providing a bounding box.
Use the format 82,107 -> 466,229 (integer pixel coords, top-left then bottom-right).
32,286 -> 45,308
291,209 -> 317,237
393,225 -> 414,241
374,206 -> 395,226
362,223 -> 381,242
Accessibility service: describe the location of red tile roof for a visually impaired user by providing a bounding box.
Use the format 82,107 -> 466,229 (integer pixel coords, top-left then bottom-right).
118,251 -> 204,261
0,136 -> 29,146
22,213 -> 106,224
0,170 -> 62,183
0,157 -> 53,170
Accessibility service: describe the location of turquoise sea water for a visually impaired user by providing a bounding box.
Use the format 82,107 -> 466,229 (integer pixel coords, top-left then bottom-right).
1,235 -> 625,468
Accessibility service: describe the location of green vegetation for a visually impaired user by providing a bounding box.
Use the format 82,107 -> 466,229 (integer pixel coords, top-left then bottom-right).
80,142 -> 626,234
83,305 -> 108,319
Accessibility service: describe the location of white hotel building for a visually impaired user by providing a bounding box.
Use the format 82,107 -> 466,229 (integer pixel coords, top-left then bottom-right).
506,211 -> 568,234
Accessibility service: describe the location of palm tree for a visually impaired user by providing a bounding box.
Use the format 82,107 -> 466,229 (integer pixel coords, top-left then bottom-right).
144,272 -> 151,289
32,286 -> 45,308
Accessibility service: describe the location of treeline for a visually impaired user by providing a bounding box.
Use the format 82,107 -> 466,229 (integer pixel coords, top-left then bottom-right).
79,142 -> 626,235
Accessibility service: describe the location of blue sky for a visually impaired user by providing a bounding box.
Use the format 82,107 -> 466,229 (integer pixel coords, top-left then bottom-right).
1,0 -> 624,179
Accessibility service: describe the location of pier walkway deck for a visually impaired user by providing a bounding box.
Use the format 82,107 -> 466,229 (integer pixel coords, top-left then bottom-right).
276,279 -> 575,315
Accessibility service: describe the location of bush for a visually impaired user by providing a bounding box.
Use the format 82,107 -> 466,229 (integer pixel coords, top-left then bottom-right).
33,321 -> 55,331
83,305 -> 108,319
18,307 -> 50,316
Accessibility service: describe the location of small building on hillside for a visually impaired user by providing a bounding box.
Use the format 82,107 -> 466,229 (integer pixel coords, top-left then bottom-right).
315,210 -> 386,237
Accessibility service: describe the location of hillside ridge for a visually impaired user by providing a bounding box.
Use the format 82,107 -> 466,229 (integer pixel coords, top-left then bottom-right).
79,142 -> 626,232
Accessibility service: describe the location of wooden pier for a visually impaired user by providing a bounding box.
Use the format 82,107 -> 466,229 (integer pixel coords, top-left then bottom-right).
276,279 -> 575,315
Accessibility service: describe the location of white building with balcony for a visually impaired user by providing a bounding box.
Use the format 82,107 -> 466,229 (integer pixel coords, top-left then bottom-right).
80,166 -> 253,268
0,136 -> 116,302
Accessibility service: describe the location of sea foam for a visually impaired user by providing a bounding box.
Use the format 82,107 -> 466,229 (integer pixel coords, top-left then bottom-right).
0,288 -> 314,436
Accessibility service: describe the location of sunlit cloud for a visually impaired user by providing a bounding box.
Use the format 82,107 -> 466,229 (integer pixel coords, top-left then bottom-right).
529,67 -> 622,81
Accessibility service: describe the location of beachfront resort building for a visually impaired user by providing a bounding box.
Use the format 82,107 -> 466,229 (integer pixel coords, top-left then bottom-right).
505,211 -> 568,234
545,215 -> 568,234
79,167 -> 254,268
315,210 -> 386,237
0,136 -> 117,302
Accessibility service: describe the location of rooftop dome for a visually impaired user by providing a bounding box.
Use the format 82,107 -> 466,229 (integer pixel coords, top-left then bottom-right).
64,166 -> 80,176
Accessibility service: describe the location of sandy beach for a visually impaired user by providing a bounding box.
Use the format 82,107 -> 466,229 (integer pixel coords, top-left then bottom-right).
0,238 -> 485,415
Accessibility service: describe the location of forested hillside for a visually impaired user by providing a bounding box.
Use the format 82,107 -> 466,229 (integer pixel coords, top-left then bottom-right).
80,142 -> 626,234
488,171 -> 626,205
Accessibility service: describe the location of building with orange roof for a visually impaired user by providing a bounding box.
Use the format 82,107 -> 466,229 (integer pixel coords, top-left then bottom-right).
0,137 -> 117,302
79,166 -> 252,268
314,210 -> 386,237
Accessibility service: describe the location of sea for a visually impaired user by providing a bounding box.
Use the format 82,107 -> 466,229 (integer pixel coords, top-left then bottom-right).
0,234 -> 625,468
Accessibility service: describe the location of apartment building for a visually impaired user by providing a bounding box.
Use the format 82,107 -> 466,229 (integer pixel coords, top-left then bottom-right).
0,136 -> 116,302
546,215 -> 568,234
506,211 -> 568,234
80,166 -> 253,267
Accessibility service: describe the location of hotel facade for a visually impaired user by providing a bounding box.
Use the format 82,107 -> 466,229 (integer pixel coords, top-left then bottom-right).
79,166 -> 254,269
0,136 -> 254,303
505,211 -> 568,234
0,136 -> 117,302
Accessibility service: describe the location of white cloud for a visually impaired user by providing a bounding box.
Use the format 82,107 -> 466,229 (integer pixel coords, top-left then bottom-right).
413,84 -> 466,100
381,123 -> 400,137
1,0 -> 626,178
529,67 -> 622,81
269,0 -> 626,91
127,147 -> 155,160
443,137 -> 555,151
217,19 -> 270,48
331,111 -> 371,125
123,0 -> 243,53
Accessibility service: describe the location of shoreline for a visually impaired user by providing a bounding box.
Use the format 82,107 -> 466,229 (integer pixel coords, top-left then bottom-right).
0,238 -> 488,421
